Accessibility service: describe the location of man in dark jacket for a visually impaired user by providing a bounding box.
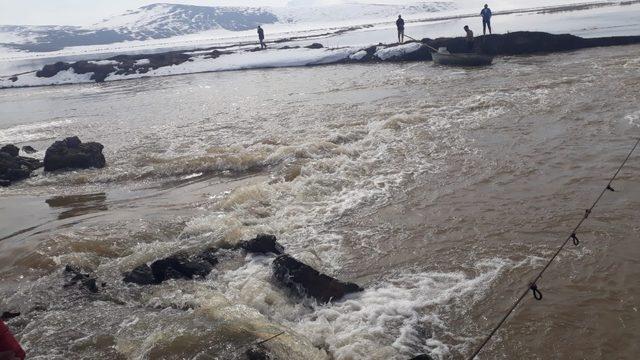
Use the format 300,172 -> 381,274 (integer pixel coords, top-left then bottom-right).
464,25 -> 474,52
257,26 -> 266,49
396,15 -> 405,43
480,4 -> 492,35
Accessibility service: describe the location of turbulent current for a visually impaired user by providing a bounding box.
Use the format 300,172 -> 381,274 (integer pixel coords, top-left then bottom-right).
1,44 -> 640,359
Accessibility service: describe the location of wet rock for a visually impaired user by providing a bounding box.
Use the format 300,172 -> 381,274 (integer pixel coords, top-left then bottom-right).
239,234 -> 284,255
123,264 -> 156,285
0,144 -> 19,157
36,61 -> 71,78
305,43 -> 324,49
63,265 -> 100,293
44,136 -> 106,172
1,311 -> 20,321
21,145 -> 37,154
409,355 -> 435,360
246,345 -> 273,360
272,254 -> 363,303
0,147 -> 43,185
123,248 -> 219,285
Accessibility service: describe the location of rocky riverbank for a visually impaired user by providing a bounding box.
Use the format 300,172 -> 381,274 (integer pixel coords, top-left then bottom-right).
2,31 -> 640,89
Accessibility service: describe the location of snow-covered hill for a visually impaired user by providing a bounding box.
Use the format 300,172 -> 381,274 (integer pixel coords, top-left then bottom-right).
0,2 -> 458,52
96,3 -> 278,39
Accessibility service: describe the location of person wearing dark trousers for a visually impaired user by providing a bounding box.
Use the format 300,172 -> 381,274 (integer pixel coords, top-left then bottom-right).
396,15 -> 405,43
481,4 -> 492,35
257,26 -> 266,49
464,25 -> 474,52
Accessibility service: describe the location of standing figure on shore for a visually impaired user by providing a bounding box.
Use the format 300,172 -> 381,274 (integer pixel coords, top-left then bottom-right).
257,26 -> 267,49
464,25 -> 474,52
396,15 -> 405,43
481,4 -> 492,35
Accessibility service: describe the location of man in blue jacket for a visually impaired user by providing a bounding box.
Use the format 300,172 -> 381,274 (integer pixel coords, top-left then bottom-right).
481,4 -> 492,35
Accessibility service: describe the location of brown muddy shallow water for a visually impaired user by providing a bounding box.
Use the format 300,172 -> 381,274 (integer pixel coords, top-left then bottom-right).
0,44 -> 639,359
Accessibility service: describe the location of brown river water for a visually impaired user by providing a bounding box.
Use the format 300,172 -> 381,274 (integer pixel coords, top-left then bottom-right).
1,44 -> 639,359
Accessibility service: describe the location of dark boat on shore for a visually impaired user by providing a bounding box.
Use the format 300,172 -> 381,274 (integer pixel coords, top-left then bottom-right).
432,51 -> 493,66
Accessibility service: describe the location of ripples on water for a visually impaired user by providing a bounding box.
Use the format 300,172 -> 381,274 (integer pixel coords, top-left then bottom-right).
0,45 -> 640,359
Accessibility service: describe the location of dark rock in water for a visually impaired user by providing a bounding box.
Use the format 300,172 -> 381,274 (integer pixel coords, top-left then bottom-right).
1,311 -> 20,321
409,355 -> 434,360
305,43 -> 324,49
123,248 -> 219,285
0,144 -> 19,157
63,265 -> 100,293
9,76 -> 17,82
44,136 -> 106,172
123,264 -> 157,285
22,145 -> 37,154
246,345 -> 273,360
239,234 -> 284,255
36,61 -> 71,78
272,254 -> 363,303
0,147 -> 43,184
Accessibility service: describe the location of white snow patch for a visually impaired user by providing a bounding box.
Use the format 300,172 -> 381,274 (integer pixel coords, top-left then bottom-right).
134,58 -> 150,66
375,42 -> 423,60
349,50 -> 368,61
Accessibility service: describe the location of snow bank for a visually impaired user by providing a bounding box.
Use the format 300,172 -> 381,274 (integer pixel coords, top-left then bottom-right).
375,43 -> 424,60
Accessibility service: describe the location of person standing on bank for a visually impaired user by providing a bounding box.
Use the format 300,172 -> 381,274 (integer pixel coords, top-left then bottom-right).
464,25 -> 474,52
396,15 -> 405,43
257,26 -> 267,49
480,4 -> 492,35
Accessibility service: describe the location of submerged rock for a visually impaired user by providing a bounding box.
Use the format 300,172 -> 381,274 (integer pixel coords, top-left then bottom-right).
409,355 -> 435,360
44,136 -> 106,172
1,311 -> 20,321
21,145 -> 37,154
272,254 -> 363,303
63,265 -> 101,293
238,234 -> 284,255
245,345 -> 273,360
123,248 -> 219,285
305,43 -> 324,49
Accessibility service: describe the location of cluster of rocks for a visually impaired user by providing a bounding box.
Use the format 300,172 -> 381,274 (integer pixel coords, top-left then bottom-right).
36,52 -> 193,82
122,234 -> 363,304
0,136 -> 106,187
0,144 -> 43,187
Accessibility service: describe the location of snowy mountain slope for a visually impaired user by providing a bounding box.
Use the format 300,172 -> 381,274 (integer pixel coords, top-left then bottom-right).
96,3 -> 279,39
272,2 -> 455,24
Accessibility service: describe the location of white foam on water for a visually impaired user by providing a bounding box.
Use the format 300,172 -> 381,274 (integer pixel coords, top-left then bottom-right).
291,258 -> 510,360
0,118 -> 76,144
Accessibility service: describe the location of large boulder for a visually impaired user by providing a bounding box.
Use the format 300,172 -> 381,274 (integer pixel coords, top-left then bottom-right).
44,136 -> 106,172
272,254 -> 363,303
238,234 -> 284,255
123,248 -> 219,285
0,145 -> 43,185
0,144 -> 19,157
